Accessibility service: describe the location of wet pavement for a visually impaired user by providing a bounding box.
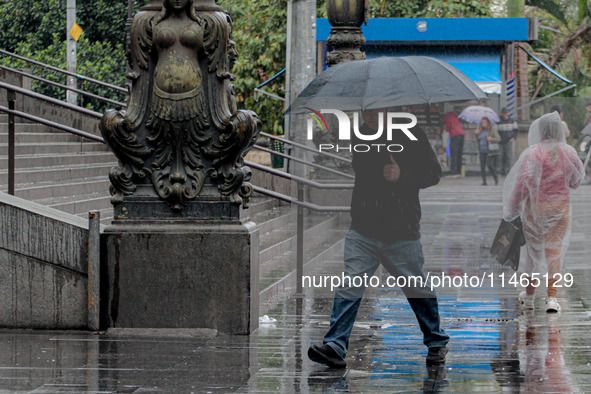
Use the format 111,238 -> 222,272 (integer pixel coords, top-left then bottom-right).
1,175 -> 591,393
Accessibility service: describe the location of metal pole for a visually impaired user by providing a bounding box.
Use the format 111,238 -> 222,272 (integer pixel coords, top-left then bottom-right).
126,0 -> 133,97
285,0 -> 292,142
88,210 -> 100,331
287,0 -> 317,179
127,0 -> 133,22
295,184 -> 305,297
66,0 -> 78,105
7,89 -> 15,195
515,84 -> 577,111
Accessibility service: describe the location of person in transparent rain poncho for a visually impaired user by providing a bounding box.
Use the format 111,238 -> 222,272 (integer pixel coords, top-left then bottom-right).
503,112 -> 584,312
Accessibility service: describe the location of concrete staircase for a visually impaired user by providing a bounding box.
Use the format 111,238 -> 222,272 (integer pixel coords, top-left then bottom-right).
248,197 -> 349,314
0,116 -> 116,223
0,115 -> 349,314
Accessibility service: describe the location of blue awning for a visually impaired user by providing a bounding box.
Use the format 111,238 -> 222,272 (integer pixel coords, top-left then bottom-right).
317,18 -> 533,42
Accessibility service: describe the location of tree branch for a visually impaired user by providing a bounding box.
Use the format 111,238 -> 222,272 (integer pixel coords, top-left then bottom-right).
531,17 -> 591,99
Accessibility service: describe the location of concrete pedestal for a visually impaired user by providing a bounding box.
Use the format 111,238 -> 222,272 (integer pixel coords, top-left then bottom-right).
101,221 -> 259,334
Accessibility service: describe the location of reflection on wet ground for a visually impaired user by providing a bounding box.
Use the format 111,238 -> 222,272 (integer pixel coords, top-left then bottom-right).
1,178 -> 590,392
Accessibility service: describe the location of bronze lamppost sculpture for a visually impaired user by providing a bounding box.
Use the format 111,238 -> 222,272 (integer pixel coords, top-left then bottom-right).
326,0 -> 368,66
99,0 -> 261,334
101,0 -> 261,217
311,0 -> 368,171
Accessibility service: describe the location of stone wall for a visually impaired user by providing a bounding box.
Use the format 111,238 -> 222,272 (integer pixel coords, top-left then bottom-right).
0,192 -> 89,329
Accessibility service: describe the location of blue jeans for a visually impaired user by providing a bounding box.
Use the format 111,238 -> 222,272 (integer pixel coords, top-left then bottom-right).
323,230 -> 450,358
497,141 -> 514,175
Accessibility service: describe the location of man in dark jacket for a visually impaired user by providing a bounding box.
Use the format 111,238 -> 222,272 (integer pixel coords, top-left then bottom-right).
308,108 -> 449,368
497,108 -> 518,175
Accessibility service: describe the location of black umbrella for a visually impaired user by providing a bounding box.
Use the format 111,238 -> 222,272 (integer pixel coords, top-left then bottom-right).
286,56 -> 487,114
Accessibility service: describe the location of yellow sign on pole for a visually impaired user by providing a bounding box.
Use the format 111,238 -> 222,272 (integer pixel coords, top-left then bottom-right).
69,22 -> 83,41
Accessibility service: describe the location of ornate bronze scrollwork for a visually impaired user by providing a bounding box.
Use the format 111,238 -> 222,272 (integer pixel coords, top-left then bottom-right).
100,0 -> 261,214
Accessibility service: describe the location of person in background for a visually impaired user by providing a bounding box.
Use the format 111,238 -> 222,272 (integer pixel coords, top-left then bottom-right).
550,104 -> 570,139
585,101 -> 591,127
475,117 -> 501,186
503,112 -> 583,312
497,107 -> 519,176
443,111 -> 466,177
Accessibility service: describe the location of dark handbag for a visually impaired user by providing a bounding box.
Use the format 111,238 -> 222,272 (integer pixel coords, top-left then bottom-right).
490,217 -> 525,270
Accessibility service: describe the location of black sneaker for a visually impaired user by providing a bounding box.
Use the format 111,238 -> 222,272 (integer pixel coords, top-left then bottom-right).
426,346 -> 448,365
308,344 -> 347,368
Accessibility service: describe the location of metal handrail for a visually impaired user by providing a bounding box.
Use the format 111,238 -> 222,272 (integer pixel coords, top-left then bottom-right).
0,49 -> 127,94
252,185 -> 349,212
252,143 -> 355,179
0,105 -> 104,142
0,65 -> 126,108
260,131 -> 352,164
1,51 -> 350,168
0,104 -> 350,201
0,81 -> 102,119
1,50 -> 349,168
0,82 -> 352,197
245,161 -> 353,189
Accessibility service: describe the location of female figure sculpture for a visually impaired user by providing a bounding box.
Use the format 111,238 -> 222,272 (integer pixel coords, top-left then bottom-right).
148,0 -> 209,210
100,0 -> 260,214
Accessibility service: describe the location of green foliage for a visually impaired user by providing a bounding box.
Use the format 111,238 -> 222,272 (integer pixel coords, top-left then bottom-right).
0,0 -> 144,51
526,0 -> 591,133
526,0 -> 567,24
0,0 -> 146,112
219,0 -> 287,135
318,0 -> 493,18
580,0 -> 590,22
507,0 -> 525,17
370,0 -> 492,17
77,0 -> 138,46
0,0 -> 63,52
0,33 -> 126,111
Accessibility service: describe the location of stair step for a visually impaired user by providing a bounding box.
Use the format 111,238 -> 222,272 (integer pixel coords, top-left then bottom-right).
0,151 -> 116,169
251,204 -> 295,236
258,212 -> 343,271
0,131 -> 87,144
259,229 -> 347,313
0,163 -> 113,185
259,228 -> 346,290
0,142 -> 108,155
245,196 -> 280,217
37,192 -> 113,216
0,115 -> 36,123
0,123 -> 54,134
258,212 -> 340,264
2,176 -> 111,201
